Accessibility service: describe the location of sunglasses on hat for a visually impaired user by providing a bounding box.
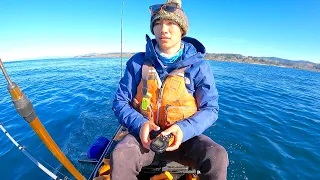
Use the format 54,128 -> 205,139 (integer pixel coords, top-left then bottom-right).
149,3 -> 182,15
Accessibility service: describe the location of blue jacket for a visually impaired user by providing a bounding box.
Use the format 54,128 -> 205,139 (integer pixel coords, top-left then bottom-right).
112,35 -> 219,142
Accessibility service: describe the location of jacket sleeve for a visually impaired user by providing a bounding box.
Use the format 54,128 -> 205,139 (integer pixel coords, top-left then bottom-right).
112,56 -> 148,138
176,61 -> 219,142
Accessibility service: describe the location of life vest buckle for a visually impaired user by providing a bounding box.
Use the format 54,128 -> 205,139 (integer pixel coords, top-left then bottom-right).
141,93 -> 152,111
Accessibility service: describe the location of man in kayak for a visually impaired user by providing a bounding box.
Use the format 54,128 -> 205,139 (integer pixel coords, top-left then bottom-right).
111,0 -> 229,179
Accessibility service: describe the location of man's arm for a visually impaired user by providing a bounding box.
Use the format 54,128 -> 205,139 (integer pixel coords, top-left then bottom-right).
112,55 -> 149,138
175,61 -> 219,142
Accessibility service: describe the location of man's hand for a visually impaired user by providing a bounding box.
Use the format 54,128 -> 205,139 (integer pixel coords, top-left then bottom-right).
161,124 -> 183,151
140,121 -> 160,150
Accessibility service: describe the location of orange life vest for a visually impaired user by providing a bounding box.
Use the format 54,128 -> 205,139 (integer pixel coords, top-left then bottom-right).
132,61 -> 197,130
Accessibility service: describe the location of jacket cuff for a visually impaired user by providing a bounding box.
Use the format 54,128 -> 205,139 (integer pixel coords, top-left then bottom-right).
131,117 -> 149,139
175,121 -> 193,143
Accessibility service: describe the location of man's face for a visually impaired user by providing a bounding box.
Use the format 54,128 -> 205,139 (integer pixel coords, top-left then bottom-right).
153,19 -> 183,54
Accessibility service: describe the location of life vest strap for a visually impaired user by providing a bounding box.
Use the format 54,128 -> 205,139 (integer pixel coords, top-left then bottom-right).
141,64 -> 149,96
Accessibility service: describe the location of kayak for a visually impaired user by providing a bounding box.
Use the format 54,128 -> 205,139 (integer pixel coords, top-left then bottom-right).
87,125 -> 200,180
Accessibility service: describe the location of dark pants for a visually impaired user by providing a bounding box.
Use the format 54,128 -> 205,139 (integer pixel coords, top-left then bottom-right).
110,134 -> 229,180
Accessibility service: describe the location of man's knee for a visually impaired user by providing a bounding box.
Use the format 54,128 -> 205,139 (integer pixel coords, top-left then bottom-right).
199,145 -> 228,180
110,134 -> 141,167
111,146 -> 140,164
197,135 -> 228,163
206,144 -> 229,169
110,146 -> 141,179
187,135 -> 228,168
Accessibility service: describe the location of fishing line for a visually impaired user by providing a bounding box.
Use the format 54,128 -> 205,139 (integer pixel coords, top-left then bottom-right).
23,145 -> 71,179
38,156 -> 71,179
0,123 -> 61,180
120,0 -> 124,78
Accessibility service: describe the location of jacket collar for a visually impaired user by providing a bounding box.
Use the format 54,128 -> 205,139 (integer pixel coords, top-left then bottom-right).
144,34 -> 206,68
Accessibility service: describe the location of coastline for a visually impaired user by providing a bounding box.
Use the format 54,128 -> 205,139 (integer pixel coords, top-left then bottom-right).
73,53 -> 320,73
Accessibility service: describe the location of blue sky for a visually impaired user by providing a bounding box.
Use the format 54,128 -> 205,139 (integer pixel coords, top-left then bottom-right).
0,0 -> 319,63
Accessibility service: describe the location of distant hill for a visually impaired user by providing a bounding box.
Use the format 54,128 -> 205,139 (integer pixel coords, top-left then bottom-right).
74,53 -> 134,58
263,57 -> 311,64
74,53 -> 320,72
204,53 -> 320,72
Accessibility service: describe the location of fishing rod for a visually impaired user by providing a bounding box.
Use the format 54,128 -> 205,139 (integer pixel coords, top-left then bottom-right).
0,123 -> 61,180
120,0 -> 124,78
0,58 -> 85,180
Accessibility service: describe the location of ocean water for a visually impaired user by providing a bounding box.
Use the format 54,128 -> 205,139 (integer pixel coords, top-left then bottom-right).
0,58 -> 319,180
